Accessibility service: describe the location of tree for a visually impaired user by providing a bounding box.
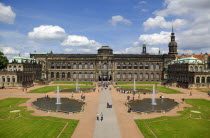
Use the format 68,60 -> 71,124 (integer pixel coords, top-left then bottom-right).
0,51 -> 8,69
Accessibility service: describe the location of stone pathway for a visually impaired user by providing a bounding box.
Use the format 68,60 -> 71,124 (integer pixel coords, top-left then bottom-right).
93,87 -> 121,138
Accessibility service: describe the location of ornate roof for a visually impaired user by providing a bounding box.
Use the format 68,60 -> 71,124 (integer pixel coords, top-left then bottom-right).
170,57 -> 202,64
9,57 -> 40,64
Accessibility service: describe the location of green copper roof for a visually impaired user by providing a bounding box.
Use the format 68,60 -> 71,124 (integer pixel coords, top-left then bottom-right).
9,57 -> 40,64
170,57 -> 202,64
31,52 -> 49,54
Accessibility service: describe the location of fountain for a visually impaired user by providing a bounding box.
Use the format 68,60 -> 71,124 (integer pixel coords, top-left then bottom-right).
133,78 -> 136,92
56,86 -> 61,104
76,81 -> 79,92
151,85 -> 157,105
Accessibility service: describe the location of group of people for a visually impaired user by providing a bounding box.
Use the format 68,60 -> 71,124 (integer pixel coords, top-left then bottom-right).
96,112 -> 103,121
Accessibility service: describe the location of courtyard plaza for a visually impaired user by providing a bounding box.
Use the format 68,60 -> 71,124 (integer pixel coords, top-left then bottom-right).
0,82 -> 209,138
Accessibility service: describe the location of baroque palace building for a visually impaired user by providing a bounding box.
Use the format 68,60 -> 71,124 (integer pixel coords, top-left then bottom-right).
30,30 -> 178,82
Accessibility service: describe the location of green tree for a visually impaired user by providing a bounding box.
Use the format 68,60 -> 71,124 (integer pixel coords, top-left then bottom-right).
0,51 -> 8,69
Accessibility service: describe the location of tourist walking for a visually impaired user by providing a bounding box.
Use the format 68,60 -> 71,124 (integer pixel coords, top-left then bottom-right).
96,113 -> 99,121
189,91 -> 192,96
100,112 -> 103,121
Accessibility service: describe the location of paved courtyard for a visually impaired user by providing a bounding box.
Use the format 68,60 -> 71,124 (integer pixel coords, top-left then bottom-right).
0,83 -> 209,138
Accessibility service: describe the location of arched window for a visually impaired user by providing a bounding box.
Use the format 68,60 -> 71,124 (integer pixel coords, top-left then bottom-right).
117,64 -> 121,69
67,63 -> 71,69
123,64 -> 126,69
79,63 -> 82,69
134,73 -> 137,79
139,64 -> 143,69
117,73 -> 120,79
62,72 -> 65,78
103,63 -> 107,69
79,72 -> 82,78
84,64 -> 88,69
140,73 -> 143,79
150,64 -> 154,70
51,72 -> 54,78
2,76 -> 5,82
190,66 -> 193,71
196,77 -> 200,83
12,76 -> 15,82
67,72 -> 71,78
202,77 -> 205,83
128,73 -> 132,79
128,64 -> 132,69
151,73 -> 154,79
13,66 -> 16,71
195,66 -> 198,71
199,66 -> 202,71
84,72 -> 88,78
56,72 -> 59,78
123,73 -> 126,79
73,63 -> 77,69
90,63 -> 94,69
145,73 -> 149,80
134,64 -> 138,69
62,63 -> 66,69
56,63 -> 60,69
156,73 -> 160,79
90,73 -> 94,78
18,65 -> 21,71
73,72 -> 77,78
9,65 -> 12,71
7,76 -> 10,82
156,64 -> 160,69
207,77 -> 210,83
145,64 -> 149,69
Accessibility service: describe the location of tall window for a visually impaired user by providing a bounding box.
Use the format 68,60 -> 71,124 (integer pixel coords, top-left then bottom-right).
199,66 -> 202,72
56,72 -> 59,78
145,73 -> 149,80
84,72 -> 88,78
12,76 -> 15,82
67,72 -> 70,78
68,63 -> 71,69
73,63 -> 77,69
134,73 -> 137,79
2,76 -> 5,82
134,64 -> 138,69
202,77 -> 205,83
56,63 -> 60,69
156,73 -> 160,79
190,66 -> 193,71
195,66 -> 198,71
90,73 -> 94,78
117,73 -> 120,79
207,77 -> 210,83
13,66 -> 16,71
90,63 -> 94,69
128,73 -> 132,79
79,72 -> 82,78
84,64 -> 88,69
73,72 -> 77,78
123,64 -> 126,69
79,63 -> 82,69
62,63 -> 66,69
62,72 -> 65,78
117,64 -> 120,69
139,64 -> 143,69
151,73 -> 154,79
145,64 -> 149,69
123,73 -> 126,79
196,77 -> 200,83
128,64 -> 132,69
103,63 -> 107,69
140,73 -> 143,79
18,66 -> 21,71
51,72 -> 54,78
156,64 -> 160,69
7,76 -> 10,82
150,64 -> 154,70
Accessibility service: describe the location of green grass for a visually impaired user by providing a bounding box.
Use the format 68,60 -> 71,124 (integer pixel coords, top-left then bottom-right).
116,85 -> 183,94
117,82 -> 160,85
52,81 -> 92,84
200,90 -> 210,93
0,98 -> 79,138
135,99 -> 210,138
29,85 -> 95,93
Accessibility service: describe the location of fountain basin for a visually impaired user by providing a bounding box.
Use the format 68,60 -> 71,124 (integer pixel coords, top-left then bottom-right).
32,98 -> 85,113
128,98 -> 179,113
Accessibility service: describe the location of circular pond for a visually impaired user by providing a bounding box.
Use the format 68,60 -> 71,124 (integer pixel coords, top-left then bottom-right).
32,97 -> 85,113
128,98 -> 178,113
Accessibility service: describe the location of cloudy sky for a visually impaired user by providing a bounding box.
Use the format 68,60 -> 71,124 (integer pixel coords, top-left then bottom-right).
0,0 -> 210,59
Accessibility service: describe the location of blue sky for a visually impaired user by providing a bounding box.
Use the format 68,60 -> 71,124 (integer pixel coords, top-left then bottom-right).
0,0 -> 210,58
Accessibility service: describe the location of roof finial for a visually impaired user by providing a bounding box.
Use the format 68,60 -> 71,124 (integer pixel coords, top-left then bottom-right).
172,23 -> 174,33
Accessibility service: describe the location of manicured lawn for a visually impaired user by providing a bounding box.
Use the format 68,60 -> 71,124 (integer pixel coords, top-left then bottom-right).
117,82 -> 160,85
29,85 -> 95,93
0,98 -> 79,138
52,81 -> 92,85
116,85 -> 183,94
135,99 -> 210,138
200,90 -> 210,93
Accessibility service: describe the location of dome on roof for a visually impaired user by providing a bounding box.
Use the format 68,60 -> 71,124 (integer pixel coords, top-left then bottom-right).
170,57 -> 202,64
98,46 -> 113,55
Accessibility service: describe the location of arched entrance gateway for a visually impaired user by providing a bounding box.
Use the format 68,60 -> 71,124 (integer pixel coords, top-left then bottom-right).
98,74 -> 112,81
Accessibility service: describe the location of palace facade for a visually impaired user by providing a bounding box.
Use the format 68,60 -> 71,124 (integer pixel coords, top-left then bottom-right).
30,31 -> 178,82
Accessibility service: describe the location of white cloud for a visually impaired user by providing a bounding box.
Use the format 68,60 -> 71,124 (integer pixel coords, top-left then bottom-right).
28,25 -> 66,40
143,16 -> 187,30
61,35 -> 101,48
139,31 -> 171,46
0,45 -> 19,55
109,15 -> 132,26
0,2 -> 16,24
64,48 -> 73,52
141,9 -> 148,12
